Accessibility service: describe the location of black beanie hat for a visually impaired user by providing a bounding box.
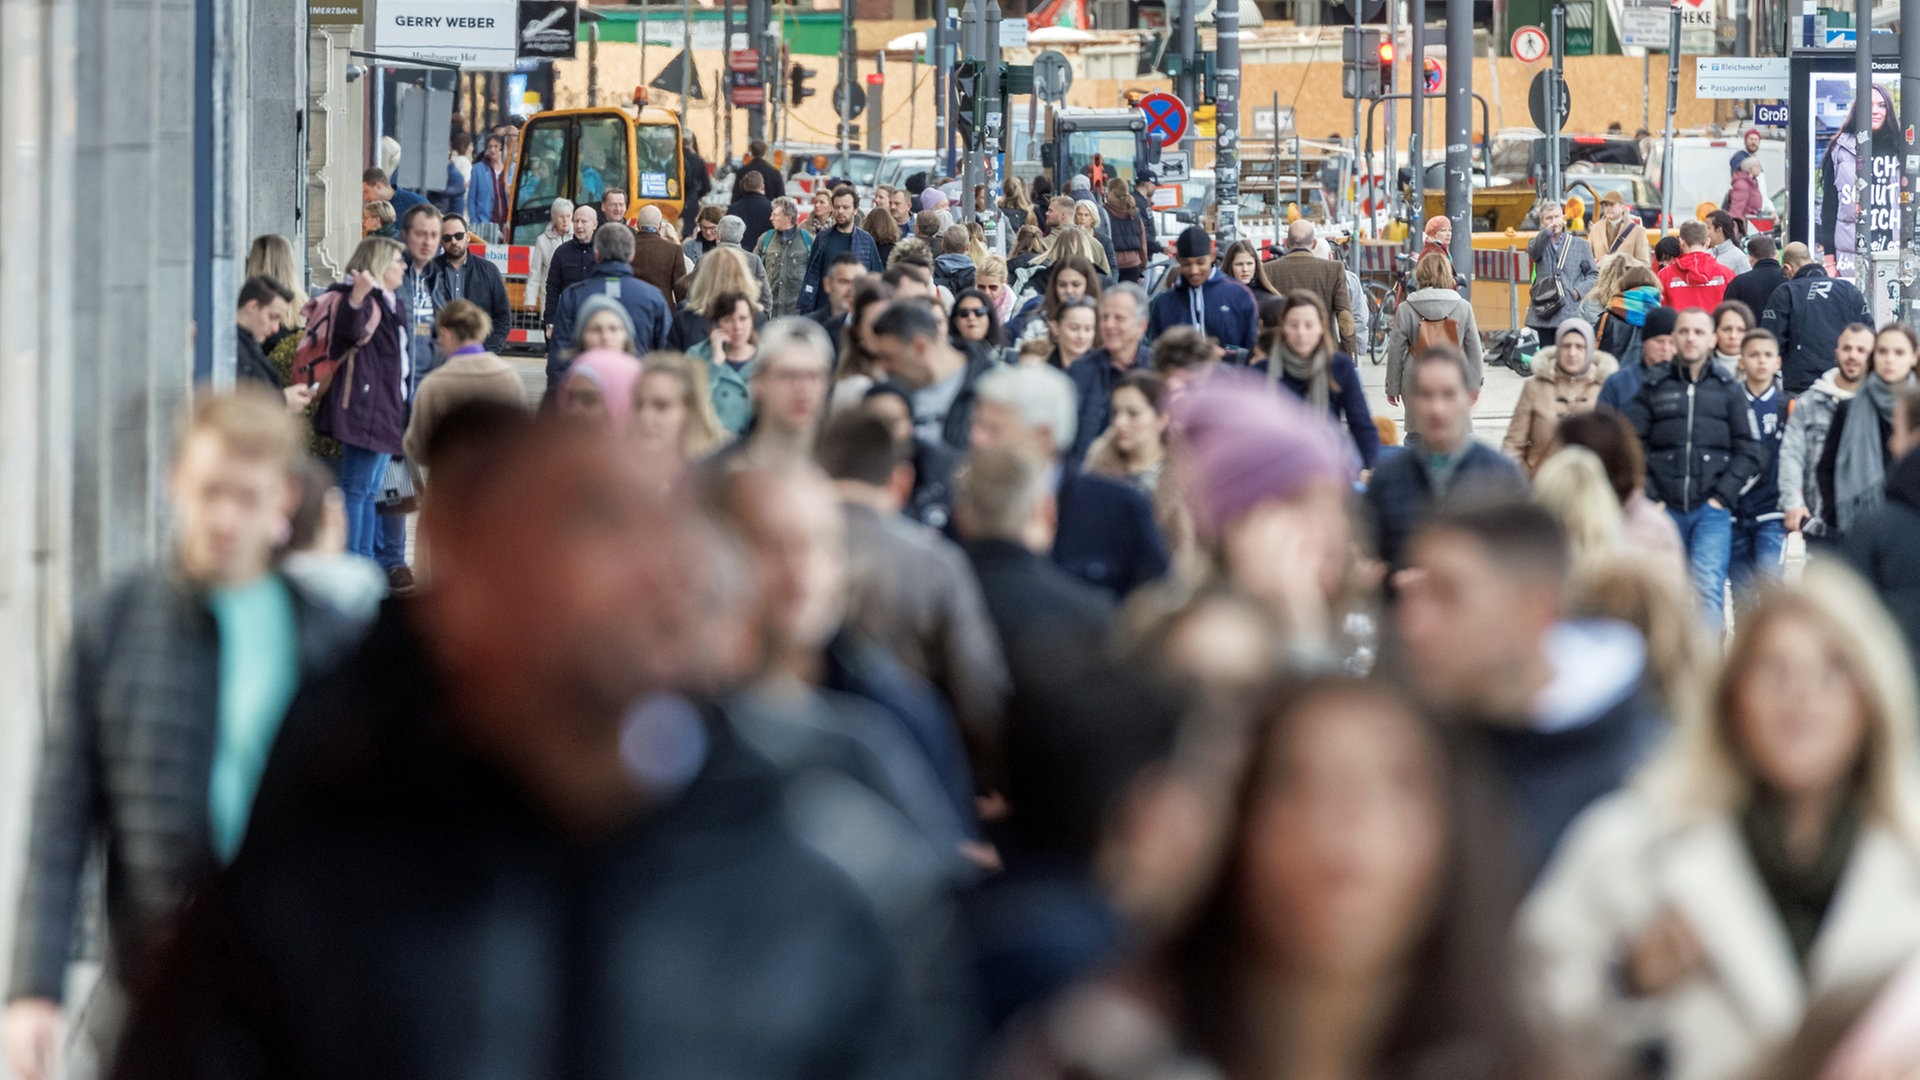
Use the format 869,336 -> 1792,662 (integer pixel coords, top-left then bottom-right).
1176,226 -> 1213,259
1642,306 -> 1679,339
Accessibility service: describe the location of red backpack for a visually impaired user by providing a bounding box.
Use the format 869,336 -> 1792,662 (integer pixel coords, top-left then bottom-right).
291,290 -> 377,394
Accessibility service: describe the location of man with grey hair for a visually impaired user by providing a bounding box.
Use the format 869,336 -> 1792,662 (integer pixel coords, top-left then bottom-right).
957,446 -> 1115,686
971,364 -> 1169,597
550,222 -> 671,372
1267,217 -> 1357,353
526,197 -> 574,311
628,204 -> 689,306
717,214 -> 775,314
869,300 -> 995,452
719,317 -> 835,465
758,195 -> 813,317
1066,282 -> 1152,465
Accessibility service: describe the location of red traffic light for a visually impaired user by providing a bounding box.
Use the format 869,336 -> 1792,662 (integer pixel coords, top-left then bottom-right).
1377,41 -> 1395,63
866,72 -> 884,86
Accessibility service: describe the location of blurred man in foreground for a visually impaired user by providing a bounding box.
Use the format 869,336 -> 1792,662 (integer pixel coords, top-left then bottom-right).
111,414 -> 926,1080
6,389 -> 360,1080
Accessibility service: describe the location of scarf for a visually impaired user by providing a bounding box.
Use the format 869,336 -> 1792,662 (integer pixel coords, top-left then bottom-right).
1740,786 -> 1862,968
1273,342 -> 1331,415
1834,372 -> 1910,532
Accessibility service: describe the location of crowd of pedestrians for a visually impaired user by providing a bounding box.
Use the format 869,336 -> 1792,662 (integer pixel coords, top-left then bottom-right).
15,167 -> 1920,1080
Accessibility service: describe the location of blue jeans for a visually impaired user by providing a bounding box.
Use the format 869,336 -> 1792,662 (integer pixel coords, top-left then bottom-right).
377,504 -> 408,570
1730,517 -> 1787,595
336,443 -> 390,562
1669,503 -> 1733,635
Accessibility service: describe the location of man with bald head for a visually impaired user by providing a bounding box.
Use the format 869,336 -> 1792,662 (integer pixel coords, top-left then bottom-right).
629,203 -> 689,305
116,412 -> 931,1077
1266,218 -> 1357,353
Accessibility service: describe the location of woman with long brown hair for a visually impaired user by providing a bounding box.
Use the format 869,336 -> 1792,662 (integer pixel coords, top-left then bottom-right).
1221,239 -> 1282,299
1104,176 -> 1151,283
1256,290 -> 1380,469
1162,676 -> 1537,1080
829,278 -> 896,413
863,205 -> 900,267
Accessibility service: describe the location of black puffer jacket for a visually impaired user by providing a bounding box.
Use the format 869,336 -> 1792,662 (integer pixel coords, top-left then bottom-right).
1623,359 -> 1765,512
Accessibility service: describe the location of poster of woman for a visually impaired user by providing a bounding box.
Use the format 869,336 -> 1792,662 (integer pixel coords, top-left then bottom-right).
1813,77 -> 1907,280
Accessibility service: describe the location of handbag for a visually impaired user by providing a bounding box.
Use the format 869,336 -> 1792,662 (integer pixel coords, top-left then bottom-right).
1530,237 -> 1570,316
376,456 -> 421,516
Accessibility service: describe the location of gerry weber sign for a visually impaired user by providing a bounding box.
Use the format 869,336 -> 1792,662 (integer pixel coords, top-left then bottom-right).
376,0 -> 518,70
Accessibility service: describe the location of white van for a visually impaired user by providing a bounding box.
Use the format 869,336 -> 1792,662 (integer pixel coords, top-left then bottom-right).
1643,135 -> 1788,231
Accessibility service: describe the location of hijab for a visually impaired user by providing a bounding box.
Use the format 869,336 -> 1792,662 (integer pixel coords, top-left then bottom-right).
568,349 -> 644,435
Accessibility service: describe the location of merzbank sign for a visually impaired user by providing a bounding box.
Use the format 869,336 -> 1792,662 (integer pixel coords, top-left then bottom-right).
377,0 -> 517,70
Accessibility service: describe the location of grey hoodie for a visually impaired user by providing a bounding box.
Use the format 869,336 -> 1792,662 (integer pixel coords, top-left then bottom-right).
1384,288 -> 1485,397
1778,366 -> 1859,529
1712,239 -> 1752,276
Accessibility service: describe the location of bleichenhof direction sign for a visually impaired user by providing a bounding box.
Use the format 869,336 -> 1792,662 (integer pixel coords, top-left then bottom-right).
1695,57 -> 1789,99
377,0 -> 518,70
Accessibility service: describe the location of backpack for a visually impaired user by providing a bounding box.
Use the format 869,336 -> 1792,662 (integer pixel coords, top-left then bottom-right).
1413,313 -> 1462,354
292,290 -> 376,395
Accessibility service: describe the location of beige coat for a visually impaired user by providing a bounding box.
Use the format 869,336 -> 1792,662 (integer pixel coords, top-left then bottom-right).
1518,789 -> 1920,1080
402,351 -> 530,462
1501,346 -> 1619,474
1592,214 -> 1653,268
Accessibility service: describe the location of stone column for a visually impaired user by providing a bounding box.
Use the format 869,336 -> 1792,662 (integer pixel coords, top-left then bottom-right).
308,23 -> 368,288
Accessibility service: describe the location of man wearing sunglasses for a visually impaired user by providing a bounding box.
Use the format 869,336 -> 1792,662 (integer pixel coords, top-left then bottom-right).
434,212 -> 511,353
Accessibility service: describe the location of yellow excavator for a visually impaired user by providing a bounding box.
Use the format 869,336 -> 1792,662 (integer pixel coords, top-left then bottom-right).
507,91 -> 689,244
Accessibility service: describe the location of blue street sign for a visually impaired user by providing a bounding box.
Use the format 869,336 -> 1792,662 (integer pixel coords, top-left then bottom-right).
1754,102 -> 1789,126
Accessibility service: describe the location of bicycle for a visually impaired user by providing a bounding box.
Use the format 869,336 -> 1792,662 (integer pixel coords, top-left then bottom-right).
1364,251 -> 1419,366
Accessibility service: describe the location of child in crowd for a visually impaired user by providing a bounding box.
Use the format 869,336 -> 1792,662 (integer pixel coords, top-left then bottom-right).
1730,328 -> 1786,598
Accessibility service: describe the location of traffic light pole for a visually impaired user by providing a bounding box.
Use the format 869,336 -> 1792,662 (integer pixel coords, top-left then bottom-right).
1349,0 -> 1363,279
840,13 -> 854,157
1175,0 -> 1198,108
933,15 -> 948,177
961,0 -> 982,223
1903,0 -> 1919,324
1547,1 -> 1565,204
984,0 -> 1004,248
1385,0 -> 1399,223
1445,0 -> 1472,282
1661,6 -> 1679,230
871,55 -> 885,152
1854,0 -> 1873,283
1215,0 -> 1241,245
747,0 -> 767,142
1409,2 -> 1424,246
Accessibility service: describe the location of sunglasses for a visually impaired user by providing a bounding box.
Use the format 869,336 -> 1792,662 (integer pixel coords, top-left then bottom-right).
956,308 -> 988,318
441,231 -> 466,242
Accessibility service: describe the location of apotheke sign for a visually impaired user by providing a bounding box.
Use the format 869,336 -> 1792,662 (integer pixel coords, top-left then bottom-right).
377,0 -> 518,70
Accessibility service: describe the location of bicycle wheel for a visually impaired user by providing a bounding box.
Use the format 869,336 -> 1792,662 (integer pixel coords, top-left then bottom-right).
1365,284 -> 1394,365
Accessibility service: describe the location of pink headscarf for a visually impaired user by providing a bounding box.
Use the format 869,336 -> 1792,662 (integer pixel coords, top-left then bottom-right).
567,349 -> 644,434
1173,370 -> 1354,540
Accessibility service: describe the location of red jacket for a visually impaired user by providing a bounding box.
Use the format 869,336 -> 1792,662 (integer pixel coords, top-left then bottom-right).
1659,250 -> 1736,311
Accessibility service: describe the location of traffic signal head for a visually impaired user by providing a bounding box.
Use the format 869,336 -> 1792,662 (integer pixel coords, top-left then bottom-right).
1341,28 -> 1384,100
791,64 -> 817,106
953,60 -> 981,145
